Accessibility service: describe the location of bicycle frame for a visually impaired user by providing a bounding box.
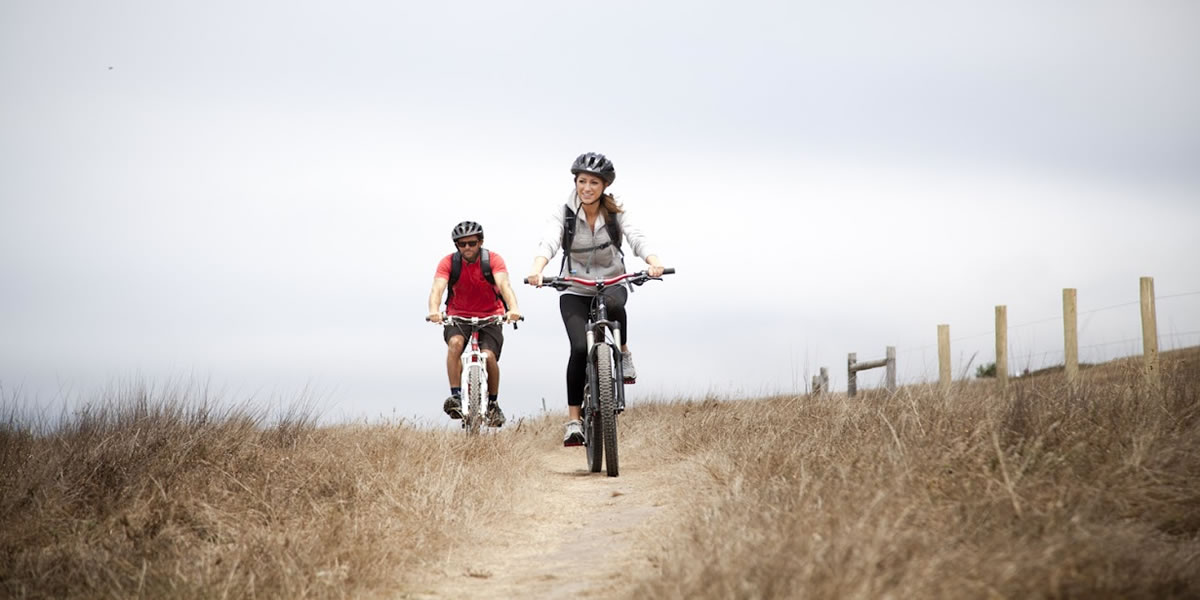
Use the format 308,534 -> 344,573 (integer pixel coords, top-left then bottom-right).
433,314 -> 508,434
585,285 -> 627,412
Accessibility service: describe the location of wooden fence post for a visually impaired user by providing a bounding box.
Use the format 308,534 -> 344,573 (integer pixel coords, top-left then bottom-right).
811,368 -> 829,395
1063,289 -> 1078,385
848,351 -> 892,397
1141,276 -> 1159,384
938,324 -> 951,391
847,353 -> 858,397
885,346 -> 896,392
995,305 -> 1008,386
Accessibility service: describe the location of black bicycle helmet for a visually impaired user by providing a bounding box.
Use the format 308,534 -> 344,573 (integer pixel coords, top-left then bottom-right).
451,220 -> 484,241
570,152 -> 616,185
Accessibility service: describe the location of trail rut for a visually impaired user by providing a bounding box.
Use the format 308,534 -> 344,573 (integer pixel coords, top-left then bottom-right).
403,440 -> 682,598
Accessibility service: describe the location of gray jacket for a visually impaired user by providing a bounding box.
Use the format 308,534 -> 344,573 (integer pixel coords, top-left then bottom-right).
534,191 -> 658,296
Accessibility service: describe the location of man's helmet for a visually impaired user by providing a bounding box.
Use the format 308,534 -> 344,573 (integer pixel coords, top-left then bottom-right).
570,152 -> 616,185
451,220 -> 484,241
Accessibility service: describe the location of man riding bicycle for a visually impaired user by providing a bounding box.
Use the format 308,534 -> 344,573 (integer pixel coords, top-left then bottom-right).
427,221 -> 522,427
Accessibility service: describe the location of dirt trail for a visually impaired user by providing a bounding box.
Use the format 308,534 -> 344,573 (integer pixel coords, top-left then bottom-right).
403,440 -> 682,599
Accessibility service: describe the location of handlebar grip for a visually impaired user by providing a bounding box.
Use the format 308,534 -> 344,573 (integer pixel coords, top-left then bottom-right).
662,267 -> 675,275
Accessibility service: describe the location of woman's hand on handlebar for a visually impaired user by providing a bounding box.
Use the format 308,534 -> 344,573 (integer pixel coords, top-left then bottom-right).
525,273 -> 544,287
647,265 -> 665,278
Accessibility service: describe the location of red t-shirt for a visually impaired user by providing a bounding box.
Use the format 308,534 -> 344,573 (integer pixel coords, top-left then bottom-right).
436,251 -> 508,317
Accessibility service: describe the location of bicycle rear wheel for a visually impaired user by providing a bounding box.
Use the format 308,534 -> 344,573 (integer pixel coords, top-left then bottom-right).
597,348 -> 619,477
583,382 -> 602,472
465,365 -> 483,435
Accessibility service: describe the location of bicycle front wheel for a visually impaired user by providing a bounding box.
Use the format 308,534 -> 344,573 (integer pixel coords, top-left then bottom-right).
597,348 -> 619,477
465,365 -> 483,435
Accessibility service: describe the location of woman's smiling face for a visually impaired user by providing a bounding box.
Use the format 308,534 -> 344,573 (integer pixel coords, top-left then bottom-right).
575,173 -> 607,204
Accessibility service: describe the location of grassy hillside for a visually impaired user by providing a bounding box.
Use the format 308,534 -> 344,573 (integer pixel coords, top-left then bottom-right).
0,396 -> 560,599
2,348 -> 1197,598
632,347 -> 1200,599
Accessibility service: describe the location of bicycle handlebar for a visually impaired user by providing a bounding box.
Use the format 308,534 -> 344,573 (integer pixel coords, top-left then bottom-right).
426,314 -> 523,329
524,268 -> 674,290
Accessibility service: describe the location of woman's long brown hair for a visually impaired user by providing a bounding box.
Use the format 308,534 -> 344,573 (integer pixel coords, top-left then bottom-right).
600,192 -> 623,215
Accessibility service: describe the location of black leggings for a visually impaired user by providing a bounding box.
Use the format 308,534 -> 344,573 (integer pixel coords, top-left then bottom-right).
560,288 -> 628,407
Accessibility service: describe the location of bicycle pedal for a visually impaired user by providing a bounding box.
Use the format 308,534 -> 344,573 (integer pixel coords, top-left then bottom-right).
623,377 -> 636,384
563,438 -> 584,447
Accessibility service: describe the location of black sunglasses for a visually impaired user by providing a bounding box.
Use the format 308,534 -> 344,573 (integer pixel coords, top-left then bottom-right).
455,239 -> 479,248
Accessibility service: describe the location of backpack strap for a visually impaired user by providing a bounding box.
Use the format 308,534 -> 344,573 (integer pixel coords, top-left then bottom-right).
606,215 -> 624,257
481,248 -> 509,311
560,203 -> 624,275
480,248 -> 492,285
560,204 -> 576,275
445,251 -> 462,307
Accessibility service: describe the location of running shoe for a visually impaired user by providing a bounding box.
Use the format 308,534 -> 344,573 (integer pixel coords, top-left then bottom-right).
622,350 -> 637,383
443,395 -> 463,419
486,403 -> 506,427
563,419 -> 584,446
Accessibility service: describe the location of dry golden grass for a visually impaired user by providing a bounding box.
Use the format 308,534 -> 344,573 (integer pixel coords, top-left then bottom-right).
2,348 -> 1197,598
630,347 -> 1200,599
0,386 -> 557,599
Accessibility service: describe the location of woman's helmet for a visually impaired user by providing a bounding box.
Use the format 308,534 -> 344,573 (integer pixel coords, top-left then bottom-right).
451,220 -> 484,241
570,152 -> 616,185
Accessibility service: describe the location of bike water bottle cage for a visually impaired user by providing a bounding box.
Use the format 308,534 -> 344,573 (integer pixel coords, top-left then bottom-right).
560,204 -> 623,275
447,248 -> 509,311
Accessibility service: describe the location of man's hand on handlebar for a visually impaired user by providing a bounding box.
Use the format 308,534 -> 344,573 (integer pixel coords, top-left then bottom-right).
505,310 -> 523,324
426,312 -> 444,324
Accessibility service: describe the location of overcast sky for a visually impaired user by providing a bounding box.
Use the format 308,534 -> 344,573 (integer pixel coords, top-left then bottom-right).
3,0 -> 1198,425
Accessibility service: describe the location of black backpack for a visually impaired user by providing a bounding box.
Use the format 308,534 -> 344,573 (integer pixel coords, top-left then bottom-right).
447,248 -> 508,310
560,204 -> 624,275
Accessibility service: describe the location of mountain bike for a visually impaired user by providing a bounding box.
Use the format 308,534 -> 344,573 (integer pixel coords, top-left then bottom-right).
526,269 -> 673,476
427,313 -> 520,435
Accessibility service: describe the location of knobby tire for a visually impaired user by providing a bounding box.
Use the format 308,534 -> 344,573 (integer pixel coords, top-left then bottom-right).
466,365 -> 483,435
597,349 -> 619,477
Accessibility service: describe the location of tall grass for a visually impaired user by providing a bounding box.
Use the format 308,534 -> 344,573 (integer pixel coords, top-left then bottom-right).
3,349 -> 1197,598
0,384 -> 551,599
631,347 -> 1200,598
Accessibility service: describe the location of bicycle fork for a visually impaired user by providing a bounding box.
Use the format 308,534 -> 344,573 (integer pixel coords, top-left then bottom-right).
459,333 -> 489,426
586,325 -> 627,413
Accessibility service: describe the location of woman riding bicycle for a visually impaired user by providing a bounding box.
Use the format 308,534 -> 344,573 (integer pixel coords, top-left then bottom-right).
526,152 -> 666,446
